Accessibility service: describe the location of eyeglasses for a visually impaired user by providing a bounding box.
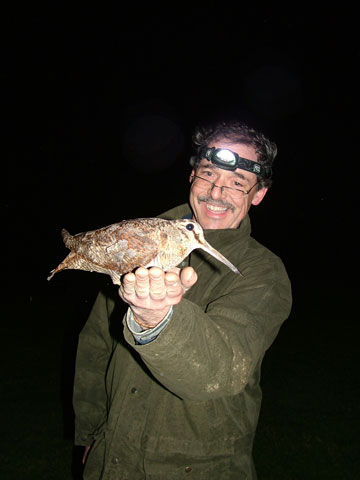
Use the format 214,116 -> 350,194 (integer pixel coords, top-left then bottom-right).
191,174 -> 258,199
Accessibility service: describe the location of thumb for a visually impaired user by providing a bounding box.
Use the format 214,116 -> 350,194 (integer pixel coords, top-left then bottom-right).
180,267 -> 198,289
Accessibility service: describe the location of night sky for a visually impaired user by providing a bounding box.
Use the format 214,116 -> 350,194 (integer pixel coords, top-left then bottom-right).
5,5 -> 358,301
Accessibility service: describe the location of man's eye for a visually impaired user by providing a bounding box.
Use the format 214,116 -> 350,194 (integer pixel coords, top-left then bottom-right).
233,180 -> 243,188
202,170 -> 213,177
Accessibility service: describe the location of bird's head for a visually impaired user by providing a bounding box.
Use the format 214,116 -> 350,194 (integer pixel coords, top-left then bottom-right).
171,219 -> 241,275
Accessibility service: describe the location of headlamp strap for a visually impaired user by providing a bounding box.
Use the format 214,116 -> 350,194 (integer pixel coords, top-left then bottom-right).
198,147 -> 271,178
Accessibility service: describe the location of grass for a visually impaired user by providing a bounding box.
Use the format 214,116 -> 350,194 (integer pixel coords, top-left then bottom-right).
1,277 -> 358,479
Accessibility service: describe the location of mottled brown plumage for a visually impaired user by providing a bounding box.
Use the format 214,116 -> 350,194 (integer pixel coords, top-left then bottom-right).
47,218 -> 241,285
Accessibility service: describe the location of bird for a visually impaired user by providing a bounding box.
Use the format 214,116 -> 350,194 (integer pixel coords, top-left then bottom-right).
47,218 -> 241,286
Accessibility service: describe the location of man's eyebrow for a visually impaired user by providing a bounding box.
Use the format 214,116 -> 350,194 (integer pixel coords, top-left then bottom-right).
199,162 -> 249,182
198,161 -> 215,170
233,171 -> 247,181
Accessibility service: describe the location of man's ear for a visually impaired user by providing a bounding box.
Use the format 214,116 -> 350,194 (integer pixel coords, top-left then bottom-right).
189,169 -> 195,184
251,187 -> 268,206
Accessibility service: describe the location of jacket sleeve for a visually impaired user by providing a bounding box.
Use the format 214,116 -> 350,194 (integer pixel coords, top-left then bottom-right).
123,257 -> 292,402
73,290 -> 115,446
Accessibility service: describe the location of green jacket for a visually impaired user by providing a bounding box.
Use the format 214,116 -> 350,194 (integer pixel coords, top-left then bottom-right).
73,204 -> 292,480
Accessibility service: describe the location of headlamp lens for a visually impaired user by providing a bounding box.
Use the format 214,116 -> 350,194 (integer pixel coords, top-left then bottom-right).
215,149 -> 236,165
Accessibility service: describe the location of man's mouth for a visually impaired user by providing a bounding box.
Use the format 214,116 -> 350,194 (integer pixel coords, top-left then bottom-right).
206,203 -> 229,213
198,196 -> 234,213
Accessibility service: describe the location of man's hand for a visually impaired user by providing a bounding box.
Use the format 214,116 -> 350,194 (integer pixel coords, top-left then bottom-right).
118,266 -> 197,329
82,445 -> 91,465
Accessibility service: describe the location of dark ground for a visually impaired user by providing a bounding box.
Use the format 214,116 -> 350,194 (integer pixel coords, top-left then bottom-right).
3,4 -> 359,479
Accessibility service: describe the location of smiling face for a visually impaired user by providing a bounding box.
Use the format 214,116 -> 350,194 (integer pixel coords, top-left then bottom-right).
189,141 -> 268,230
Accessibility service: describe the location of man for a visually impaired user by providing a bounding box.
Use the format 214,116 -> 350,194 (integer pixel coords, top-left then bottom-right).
73,120 -> 292,479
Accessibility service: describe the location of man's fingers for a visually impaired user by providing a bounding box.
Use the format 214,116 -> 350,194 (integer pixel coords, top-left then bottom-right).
180,267 -> 198,289
148,267 -> 167,300
134,267 -> 150,298
121,272 -> 136,295
120,266 -> 197,307
165,271 -> 182,296
164,271 -> 180,286
165,267 -> 197,297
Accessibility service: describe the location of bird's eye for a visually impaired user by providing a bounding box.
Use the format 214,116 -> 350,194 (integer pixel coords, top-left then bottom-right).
186,223 -> 194,231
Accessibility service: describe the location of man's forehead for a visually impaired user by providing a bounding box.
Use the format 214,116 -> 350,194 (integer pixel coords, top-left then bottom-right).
197,159 -> 251,181
209,141 -> 258,161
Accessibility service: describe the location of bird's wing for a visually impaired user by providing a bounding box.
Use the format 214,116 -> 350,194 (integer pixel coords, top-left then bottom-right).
68,222 -> 160,274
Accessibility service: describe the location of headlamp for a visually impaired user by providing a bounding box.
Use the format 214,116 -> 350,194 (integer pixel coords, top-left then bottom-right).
190,147 -> 271,178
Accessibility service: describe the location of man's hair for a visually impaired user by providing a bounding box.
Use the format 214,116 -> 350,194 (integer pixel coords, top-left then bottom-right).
192,120 -> 277,188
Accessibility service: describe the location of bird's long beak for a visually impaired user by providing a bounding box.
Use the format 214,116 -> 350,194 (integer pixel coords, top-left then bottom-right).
199,240 -> 242,275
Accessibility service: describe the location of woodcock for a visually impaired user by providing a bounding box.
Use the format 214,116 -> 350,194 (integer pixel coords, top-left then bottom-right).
47,218 -> 241,286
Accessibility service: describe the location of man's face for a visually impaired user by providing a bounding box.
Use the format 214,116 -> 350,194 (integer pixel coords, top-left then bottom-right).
189,141 -> 268,230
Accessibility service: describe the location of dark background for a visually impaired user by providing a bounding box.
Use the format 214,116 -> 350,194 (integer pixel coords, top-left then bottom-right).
3,4 -> 359,479
5,4 -> 357,295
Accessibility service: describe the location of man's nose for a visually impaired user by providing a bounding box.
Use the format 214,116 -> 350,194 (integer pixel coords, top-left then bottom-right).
210,183 -> 224,199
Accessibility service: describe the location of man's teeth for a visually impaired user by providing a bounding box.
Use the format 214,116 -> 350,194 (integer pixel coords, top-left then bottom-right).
206,204 -> 228,212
